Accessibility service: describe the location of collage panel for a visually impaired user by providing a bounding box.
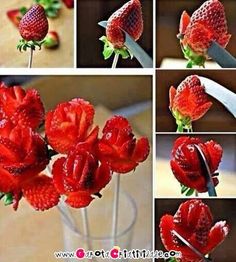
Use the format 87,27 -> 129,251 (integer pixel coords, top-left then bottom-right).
155,133 -> 236,198
155,198 -> 235,262
156,70 -> 236,132
0,74 -> 152,261
156,0 -> 236,69
77,0 -> 153,68
1,0 -> 74,68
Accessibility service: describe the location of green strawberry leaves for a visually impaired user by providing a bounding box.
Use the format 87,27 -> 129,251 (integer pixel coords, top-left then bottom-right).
0,193 -> 13,206
100,36 -> 133,60
34,0 -> 61,18
181,184 -> 195,196
19,7 -> 28,16
172,110 -> 193,132
17,39 -> 45,52
180,43 -> 206,68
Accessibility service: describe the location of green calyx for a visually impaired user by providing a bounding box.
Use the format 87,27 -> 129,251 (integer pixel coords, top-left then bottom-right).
19,6 -> 28,16
172,110 -> 193,133
17,39 -> 45,52
99,36 -> 133,60
34,0 -> 61,18
180,43 -> 206,68
181,184 -> 195,196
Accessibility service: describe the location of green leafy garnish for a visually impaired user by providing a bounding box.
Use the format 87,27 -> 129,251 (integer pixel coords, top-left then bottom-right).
181,184 -> 195,196
17,39 -> 45,52
34,0 -> 61,18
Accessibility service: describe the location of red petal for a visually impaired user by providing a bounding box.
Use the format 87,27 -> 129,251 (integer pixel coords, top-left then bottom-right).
65,192 -> 94,208
169,86 -> 177,110
22,175 -> 60,211
52,157 -> 67,194
93,162 -> 111,193
179,11 -> 190,35
204,140 -> 223,173
204,221 -> 229,253
110,159 -> 137,173
132,137 -> 150,162
159,214 -> 176,250
103,115 -> 131,134
0,166 -> 16,192
191,102 -> 212,121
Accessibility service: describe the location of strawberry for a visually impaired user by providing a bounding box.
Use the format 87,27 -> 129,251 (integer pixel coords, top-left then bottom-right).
178,0 -> 231,68
170,136 -> 222,193
160,200 -> 229,262
169,75 -> 212,132
97,115 -> 150,173
19,4 -> 49,42
44,31 -> 60,49
22,175 -> 60,211
45,98 -> 98,154
100,0 -> 143,60
52,148 -> 111,209
7,7 -> 28,27
62,0 -> 74,9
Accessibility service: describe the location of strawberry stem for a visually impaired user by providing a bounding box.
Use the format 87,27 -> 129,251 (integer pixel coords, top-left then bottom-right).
177,124 -> 184,132
112,53 -> 119,68
28,47 -> 34,68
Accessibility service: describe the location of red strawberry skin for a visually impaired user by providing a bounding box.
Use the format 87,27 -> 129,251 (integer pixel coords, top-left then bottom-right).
170,136 -> 222,193
19,4 -> 49,41
62,0 -> 74,9
106,0 -> 143,48
180,0 -> 231,57
169,75 -> 212,122
97,115 -> 150,173
160,200 -> 229,262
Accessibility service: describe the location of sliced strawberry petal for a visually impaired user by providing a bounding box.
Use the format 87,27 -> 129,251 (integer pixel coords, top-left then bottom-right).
159,214 -> 176,251
179,11 -> 191,35
169,86 -> 177,110
110,159 -> 137,174
204,221 -> 229,253
52,157 -> 67,194
0,167 -> 16,193
93,162 -> 111,193
132,137 -> 150,162
22,175 -> 60,211
65,192 -> 94,208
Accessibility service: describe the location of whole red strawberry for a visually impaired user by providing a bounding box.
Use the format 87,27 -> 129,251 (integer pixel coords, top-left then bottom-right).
179,0 -> 231,67
170,136 -> 222,193
97,115 -> 150,173
44,31 -> 60,49
160,200 -> 229,262
169,75 -> 212,132
19,4 -> 49,41
106,0 -> 143,48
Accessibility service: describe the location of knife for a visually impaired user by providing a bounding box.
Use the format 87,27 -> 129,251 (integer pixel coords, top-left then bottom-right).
98,20 -> 153,68
207,41 -> 236,68
194,145 -> 217,197
199,76 -> 236,118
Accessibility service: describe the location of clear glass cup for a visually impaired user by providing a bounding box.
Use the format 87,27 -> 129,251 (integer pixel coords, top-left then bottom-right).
58,188 -> 137,262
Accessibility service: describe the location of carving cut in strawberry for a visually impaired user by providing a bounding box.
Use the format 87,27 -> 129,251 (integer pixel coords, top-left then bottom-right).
45,98 -> 98,154
44,31 -> 60,49
52,147 -> 111,208
97,115 -> 150,173
0,83 -> 45,130
170,136 -> 222,194
100,0 -> 143,60
178,0 -> 231,68
169,75 -> 212,132
7,7 -> 28,27
160,200 -> 229,262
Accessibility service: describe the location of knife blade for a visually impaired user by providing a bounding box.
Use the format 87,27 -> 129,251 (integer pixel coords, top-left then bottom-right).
98,21 -> 153,68
199,76 -> 236,118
